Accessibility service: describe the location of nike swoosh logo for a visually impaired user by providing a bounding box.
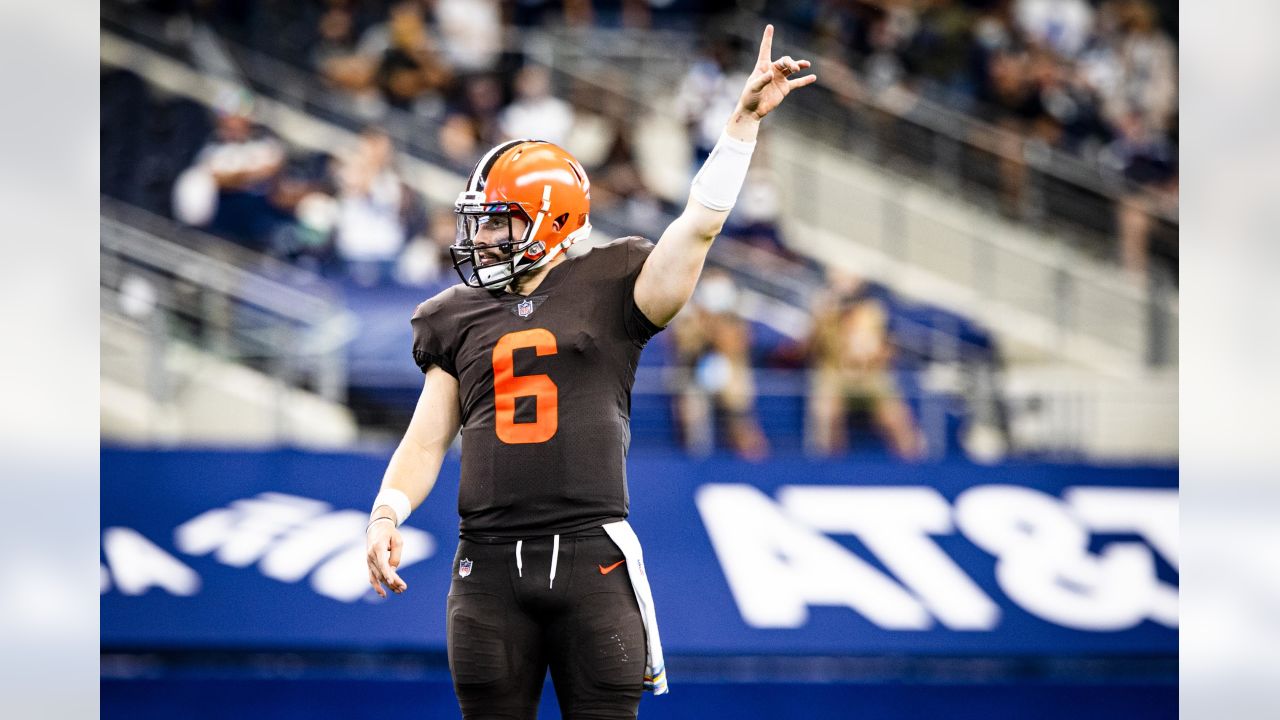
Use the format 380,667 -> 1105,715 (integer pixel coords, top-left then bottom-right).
598,560 -> 625,575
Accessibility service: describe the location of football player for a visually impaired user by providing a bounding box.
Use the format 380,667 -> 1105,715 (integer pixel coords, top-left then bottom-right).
365,25 -> 815,719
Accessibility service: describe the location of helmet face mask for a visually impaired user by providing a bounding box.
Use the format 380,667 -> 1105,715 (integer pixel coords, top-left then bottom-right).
450,199 -> 539,289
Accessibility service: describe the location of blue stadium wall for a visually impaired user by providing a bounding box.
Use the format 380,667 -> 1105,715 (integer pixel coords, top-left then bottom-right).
101,448 -> 1177,719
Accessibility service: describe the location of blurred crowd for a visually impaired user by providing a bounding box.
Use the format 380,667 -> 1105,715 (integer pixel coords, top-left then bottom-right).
116,0 -> 1178,279
667,265 -> 988,463
168,88 -> 441,286
107,0 -> 1173,461
104,63 -> 958,461
164,110 -> 939,461
788,0 -> 1176,157
164,85 -> 667,290
772,0 -> 1178,277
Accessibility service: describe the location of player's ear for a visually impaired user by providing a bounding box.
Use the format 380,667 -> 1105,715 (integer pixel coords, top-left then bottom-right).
551,213 -> 568,232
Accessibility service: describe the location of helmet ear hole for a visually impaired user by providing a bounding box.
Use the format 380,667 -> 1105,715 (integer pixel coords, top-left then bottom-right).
552,213 -> 569,231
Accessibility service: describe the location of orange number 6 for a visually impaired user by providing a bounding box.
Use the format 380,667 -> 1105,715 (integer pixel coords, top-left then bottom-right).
492,328 -> 558,444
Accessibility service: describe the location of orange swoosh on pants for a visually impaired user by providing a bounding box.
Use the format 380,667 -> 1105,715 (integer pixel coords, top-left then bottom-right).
598,560 -> 625,575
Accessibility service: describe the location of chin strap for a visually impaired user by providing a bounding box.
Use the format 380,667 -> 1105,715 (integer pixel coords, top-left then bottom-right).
524,185 -> 553,246
520,221 -> 591,276
515,184 -> 592,277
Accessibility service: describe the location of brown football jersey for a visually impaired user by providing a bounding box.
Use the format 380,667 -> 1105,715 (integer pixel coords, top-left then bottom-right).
411,236 -> 663,539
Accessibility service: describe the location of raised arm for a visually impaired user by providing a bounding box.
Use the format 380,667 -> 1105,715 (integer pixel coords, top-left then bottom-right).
634,24 -> 816,327
366,365 -> 461,597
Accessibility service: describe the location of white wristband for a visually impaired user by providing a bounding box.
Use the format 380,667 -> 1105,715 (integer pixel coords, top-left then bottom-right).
371,488 -> 412,527
690,132 -> 756,212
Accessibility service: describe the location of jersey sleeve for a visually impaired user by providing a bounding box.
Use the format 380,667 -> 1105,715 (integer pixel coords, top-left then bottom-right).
410,291 -> 458,377
620,236 -> 665,346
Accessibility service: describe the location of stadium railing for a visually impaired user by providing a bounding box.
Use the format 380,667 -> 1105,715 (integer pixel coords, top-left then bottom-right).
530,19 -> 1179,269
101,200 -> 356,443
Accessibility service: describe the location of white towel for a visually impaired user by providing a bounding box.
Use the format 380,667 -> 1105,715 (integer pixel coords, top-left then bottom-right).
601,520 -> 669,695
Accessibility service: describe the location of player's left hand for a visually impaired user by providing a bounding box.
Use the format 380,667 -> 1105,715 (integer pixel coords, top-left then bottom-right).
737,24 -> 817,121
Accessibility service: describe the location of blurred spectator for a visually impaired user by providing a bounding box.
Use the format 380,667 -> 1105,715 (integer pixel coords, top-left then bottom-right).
395,208 -> 458,287
1043,56 -> 1111,153
331,127 -> 420,285
807,271 -> 926,461
590,129 -> 664,233
510,0 -> 655,29
723,167 -> 797,260
1082,0 -> 1178,279
1095,0 -> 1177,135
904,0 -> 978,101
376,2 -> 453,111
1104,111 -> 1177,278
563,0 -> 595,28
267,150 -> 343,269
173,90 -> 287,248
980,45 -> 1072,216
1014,0 -> 1095,59
676,36 -> 749,165
671,271 -> 770,461
311,3 -> 361,79
314,4 -> 384,101
459,74 -> 507,148
799,0 -> 1178,249
314,1 -> 452,113
860,3 -> 916,96
499,65 -> 575,147
433,0 -> 502,74
286,187 -> 341,272
439,113 -> 482,171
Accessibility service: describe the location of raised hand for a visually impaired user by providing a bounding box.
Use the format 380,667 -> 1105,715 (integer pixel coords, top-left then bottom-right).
737,24 -> 817,121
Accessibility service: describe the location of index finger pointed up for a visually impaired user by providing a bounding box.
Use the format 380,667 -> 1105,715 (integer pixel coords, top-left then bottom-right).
757,24 -> 774,68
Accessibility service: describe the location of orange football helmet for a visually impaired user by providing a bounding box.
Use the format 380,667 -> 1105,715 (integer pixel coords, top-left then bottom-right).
451,139 -> 592,289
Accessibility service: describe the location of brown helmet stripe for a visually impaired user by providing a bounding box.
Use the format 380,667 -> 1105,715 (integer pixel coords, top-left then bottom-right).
467,139 -> 537,192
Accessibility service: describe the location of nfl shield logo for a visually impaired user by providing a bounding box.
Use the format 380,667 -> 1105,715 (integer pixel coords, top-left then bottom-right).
517,299 -> 534,318
459,558 -> 473,578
